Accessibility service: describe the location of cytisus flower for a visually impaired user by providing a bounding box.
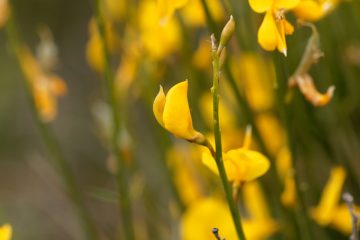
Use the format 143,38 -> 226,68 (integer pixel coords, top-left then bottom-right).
293,0 -> 341,21
202,127 -> 270,183
18,47 -> 67,122
248,0 -> 300,55
157,0 -> 188,23
153,80 -> 203,141
0,224 -> 12,240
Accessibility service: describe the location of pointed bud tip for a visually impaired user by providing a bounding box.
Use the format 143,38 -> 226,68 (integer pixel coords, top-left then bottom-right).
282,49 -> 287,57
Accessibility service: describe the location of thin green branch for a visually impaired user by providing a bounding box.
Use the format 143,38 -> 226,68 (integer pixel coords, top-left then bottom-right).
210,34 -> 246,240
93,0 -> 135,239
5,7 -> 98,240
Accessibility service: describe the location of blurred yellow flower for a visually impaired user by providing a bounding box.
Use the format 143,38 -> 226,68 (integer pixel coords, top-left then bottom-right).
311,166 -> 360,234
139,0 -> 182,60
311,166 -> 346,225
242,182 -> 278,239
157,0 -> 188,23
17,47 -> 67,122
0,224 -> 12,240
256,113 -> 286,156
202,148 -> 270,183
330,204 -> 360,234
293,0 -> 340,21
153,80 -> 201,141
182,191 -> 277,240
249,0 -> 299,55
202,129 -> 270,183
181,198 -> 237,240
234,54 -> 276,112
0,0 -> 8,28
167,146 -> 203,205
86,18 -> 120,73
104,0 -> 126,22
276,147 -> 296,207
192,38 -> 212,70
180,0 -> 224,27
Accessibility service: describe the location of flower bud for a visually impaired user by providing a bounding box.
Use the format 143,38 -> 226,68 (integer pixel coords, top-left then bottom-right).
218,16 -> 235,54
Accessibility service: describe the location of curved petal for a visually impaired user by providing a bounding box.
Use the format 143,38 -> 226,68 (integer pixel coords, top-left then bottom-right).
248,0 -> 273,13
226,148 -> 270,182
163,80 -> 198,139
153,85 -> 166,126
311,166 -> 346,225
293,1 -> 325,21
258,11 -> 278,51
276,19 -> 287,56
202,150 -> 219,175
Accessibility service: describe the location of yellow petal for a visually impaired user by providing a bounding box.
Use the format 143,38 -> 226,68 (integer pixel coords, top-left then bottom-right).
276,18 -> 288,56
202,149 -> 220,174
274,0 -> 300,10
256,113 -> 286,156
330,204 -> 360,234
226,148 -> 270,182
293,1 -> 326,21
49,75 -> 67,96
0,224 -> 12,240
163,80 -> 198,140
248,0 -> 273,13
311,166 -> 347,225
258,11 -> 278,51
181,198 -> 237,240
202,147 -> 270,182
281,176 -> 296,207
34,78 -> 57,122
243,181 -> 272,220
153,85 -> 166,127
284,19 -> 294,35
242,219 -> 278,239
158,0 -> 188,23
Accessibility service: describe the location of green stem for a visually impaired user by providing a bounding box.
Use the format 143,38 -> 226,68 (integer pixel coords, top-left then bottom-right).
5,8 -> 98,240
211,35 -> 246,240
274,53 -> 314,240
93,0 -> 135,239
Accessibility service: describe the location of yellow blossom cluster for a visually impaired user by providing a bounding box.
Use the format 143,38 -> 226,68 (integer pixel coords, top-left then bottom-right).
249,0 -> 343,55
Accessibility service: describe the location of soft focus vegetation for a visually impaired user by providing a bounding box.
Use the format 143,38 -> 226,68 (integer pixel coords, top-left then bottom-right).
0,0 -> 360,239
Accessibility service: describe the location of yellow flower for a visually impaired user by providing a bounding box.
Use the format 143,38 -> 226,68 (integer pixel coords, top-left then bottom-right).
311,166 -> 346,225
330,204 -> 360,234
153,80 -> 201,141
0,224 -> 12,240
249,0 -> 300,55
181,198 -> 237,240
86,18 -> 120,73
138,0 -> 182,60
180,0 -> 224,27
181,194 -> 277,240
157,0 -> 188,23
166,146 -> 203,205
104,0 -> 126,22
233,54 -> 276,112
255,113 -> 286,156
202,129 -> 270,183
273,147 -> 296,207
0,0 -> 9,29
17,47 -> 67,122
202,148 -> 270,183
242,182 -> 278,239
293,0 -> 340,21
